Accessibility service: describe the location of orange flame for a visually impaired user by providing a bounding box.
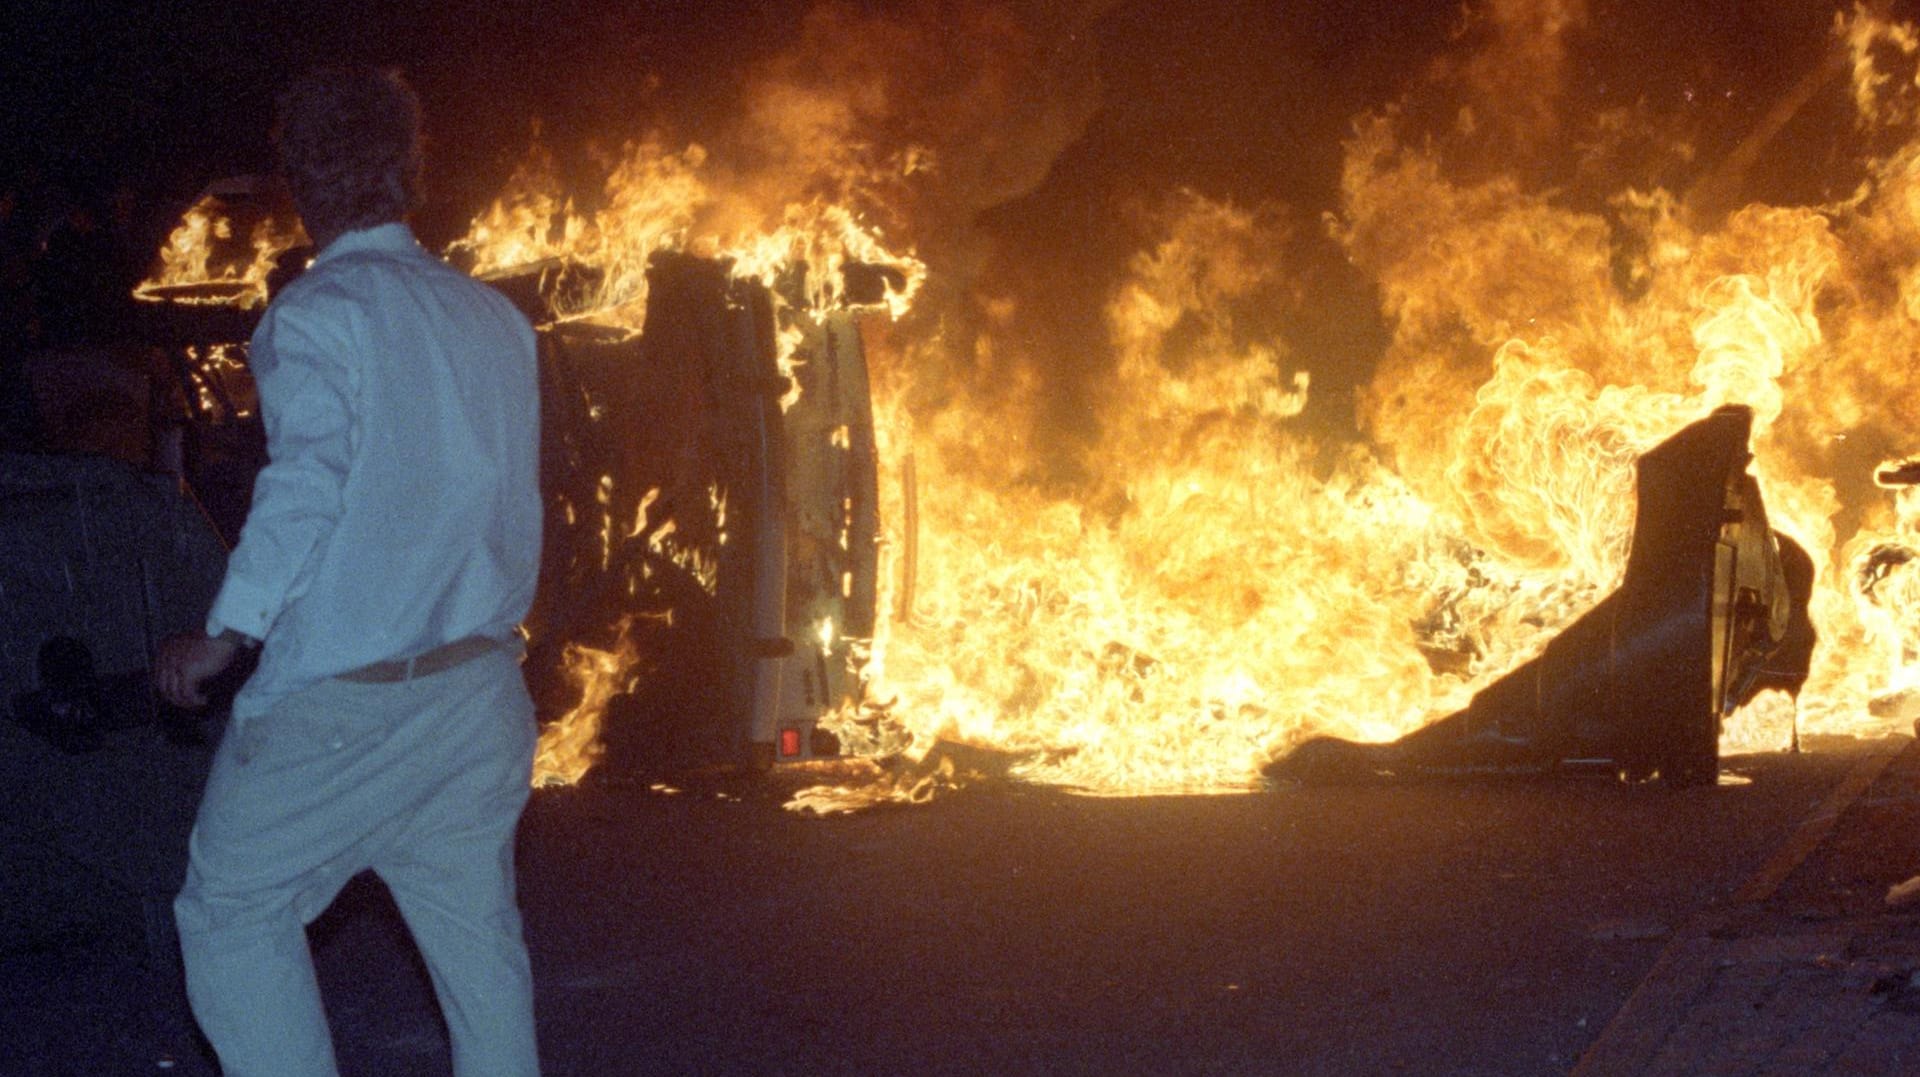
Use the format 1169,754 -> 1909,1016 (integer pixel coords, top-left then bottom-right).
134,194 -> 305,308
451,138 -> 924,332
819,4 -> 1920,795
532,617 -> 647,788
144,4 -> 1920,802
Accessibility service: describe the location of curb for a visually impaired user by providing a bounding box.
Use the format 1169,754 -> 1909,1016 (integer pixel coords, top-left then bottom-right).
1570,736 -> 1911,1076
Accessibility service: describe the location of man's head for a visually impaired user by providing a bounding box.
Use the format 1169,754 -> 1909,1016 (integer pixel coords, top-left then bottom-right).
274,66 -> 423,248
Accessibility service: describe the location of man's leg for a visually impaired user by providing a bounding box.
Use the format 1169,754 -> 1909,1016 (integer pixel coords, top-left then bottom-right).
372,649 -> 540,1077
174,874 -> 337,1077
174,685 -> 392,1077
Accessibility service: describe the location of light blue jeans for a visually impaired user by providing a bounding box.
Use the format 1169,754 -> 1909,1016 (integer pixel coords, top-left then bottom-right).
175,646 -> 540,1077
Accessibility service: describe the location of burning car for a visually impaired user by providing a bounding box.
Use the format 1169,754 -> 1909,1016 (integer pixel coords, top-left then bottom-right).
133,183 -> 914,781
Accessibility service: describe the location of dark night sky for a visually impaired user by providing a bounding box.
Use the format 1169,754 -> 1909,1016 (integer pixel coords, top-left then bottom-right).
0,1 -> 819,238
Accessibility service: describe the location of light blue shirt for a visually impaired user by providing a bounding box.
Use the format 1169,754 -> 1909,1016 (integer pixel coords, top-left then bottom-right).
208,223 -> 541,720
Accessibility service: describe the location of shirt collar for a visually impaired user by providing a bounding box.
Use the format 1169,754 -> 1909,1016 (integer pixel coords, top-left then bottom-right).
312,222 -> 419,266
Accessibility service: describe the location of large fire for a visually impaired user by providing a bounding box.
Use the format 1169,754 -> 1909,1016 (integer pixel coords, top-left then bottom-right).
145,4 -> 1920,800
807,3 -> 1920,796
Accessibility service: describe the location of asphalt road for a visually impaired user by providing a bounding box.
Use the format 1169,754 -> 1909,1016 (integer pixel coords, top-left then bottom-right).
0,732 -> 1872,1075
359,743 -> 1859,1076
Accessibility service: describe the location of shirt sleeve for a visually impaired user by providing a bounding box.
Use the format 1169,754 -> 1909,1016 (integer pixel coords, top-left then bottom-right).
206,292 -> 360,641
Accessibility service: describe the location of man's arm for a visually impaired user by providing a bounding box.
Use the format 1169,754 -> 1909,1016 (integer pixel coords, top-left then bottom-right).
157,295 -> 357,709
204,296 -> 359,641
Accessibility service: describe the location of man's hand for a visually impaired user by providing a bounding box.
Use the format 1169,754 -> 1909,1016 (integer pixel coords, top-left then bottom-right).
155,632 -> 241,709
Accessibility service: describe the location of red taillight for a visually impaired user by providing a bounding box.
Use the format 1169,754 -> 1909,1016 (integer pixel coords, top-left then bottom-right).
779,727 -> 803,758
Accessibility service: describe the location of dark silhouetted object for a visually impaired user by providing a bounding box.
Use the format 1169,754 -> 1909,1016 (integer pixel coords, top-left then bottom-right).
1269,405 -> 1810,787
11,635 -> 107,753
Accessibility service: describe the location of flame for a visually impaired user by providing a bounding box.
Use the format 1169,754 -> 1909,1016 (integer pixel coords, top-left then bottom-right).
180,344 -> 256,421
147,203 -> 220,289
447,130 -> 576,277
140,3 -> 1920,801
818,3 -> 1920,795
451,138 -> 924,332
532,617 -> 647,787
783,755 -> 959,815
1841,4 -> 1920,128
134,194 -> 306,308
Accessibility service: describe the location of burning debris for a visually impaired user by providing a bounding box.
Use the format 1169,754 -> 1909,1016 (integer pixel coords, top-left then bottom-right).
1266,405 -> 1811,785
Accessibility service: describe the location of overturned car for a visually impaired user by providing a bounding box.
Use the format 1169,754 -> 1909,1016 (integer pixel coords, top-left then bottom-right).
128,183 -> 901,777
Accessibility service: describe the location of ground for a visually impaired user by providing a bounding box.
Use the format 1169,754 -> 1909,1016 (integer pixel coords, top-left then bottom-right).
6,712 -> 1915,1075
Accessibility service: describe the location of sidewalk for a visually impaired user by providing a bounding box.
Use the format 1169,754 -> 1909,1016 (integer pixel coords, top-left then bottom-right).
1575,734 -> 1920,1076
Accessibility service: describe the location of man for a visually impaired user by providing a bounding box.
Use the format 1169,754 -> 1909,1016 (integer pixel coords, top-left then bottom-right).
157,67 -> 543,1076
